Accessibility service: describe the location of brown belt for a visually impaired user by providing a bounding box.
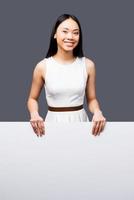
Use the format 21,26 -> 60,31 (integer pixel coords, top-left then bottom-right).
48,104 -> 83,112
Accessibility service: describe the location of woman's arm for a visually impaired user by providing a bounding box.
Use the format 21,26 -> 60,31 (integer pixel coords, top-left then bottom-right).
27,61 -> 45,137
85,58 -> 106,136
27,61 -> 45,116
85,58 -> 101,114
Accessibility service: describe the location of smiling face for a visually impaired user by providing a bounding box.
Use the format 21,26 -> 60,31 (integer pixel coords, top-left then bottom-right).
54,18 -> 80,53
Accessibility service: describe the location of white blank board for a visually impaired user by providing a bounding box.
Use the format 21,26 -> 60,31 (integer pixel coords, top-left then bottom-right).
0,122 -> 134,200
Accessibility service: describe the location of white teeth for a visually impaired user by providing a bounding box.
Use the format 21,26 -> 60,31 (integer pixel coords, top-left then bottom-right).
64,41 -> 74,43
64,42 -> 74,44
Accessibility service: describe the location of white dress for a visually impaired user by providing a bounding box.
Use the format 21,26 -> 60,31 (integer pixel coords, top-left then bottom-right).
43,56 -> 90,122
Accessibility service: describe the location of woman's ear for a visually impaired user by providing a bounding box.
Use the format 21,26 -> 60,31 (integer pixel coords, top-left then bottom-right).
54,34 -> 56,39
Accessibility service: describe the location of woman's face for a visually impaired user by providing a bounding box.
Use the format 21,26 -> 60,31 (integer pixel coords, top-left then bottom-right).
54,18 -> 80,52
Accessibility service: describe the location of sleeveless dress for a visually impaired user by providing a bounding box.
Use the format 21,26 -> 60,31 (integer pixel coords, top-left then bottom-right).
43,56 -> 90,122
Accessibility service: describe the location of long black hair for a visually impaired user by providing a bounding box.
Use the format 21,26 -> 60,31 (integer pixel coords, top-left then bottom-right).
45,14 -> 84,58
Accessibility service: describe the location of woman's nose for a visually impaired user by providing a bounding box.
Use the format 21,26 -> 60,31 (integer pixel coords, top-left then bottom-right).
67,32 -> 73,39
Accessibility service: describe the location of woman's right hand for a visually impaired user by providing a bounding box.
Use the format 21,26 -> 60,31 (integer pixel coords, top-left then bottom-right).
30,111 -> 45,137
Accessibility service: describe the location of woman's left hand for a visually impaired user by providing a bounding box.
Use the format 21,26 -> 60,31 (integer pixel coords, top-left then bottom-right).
91,110 -> 106,136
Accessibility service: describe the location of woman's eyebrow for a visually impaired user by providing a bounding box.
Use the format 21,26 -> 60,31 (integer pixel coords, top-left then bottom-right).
63,27 -> 79,31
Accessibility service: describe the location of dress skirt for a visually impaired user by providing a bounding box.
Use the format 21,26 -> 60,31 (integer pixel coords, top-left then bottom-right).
45,108 -> 89,122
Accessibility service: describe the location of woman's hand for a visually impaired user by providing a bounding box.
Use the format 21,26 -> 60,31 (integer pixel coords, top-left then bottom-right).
30,111 -> 45,137
91,110 -> 106,136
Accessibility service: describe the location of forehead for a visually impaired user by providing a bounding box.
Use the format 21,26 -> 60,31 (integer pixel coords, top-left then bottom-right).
57,18 -> 79,31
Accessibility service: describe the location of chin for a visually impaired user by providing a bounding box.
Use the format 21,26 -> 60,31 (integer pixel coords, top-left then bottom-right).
63,49 -> 74,53
63,46 -> 75,51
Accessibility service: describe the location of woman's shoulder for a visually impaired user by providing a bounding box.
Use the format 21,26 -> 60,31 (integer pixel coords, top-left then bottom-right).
34,58 -> 47,80
84,56 -> 95,67
36,58 -> 47,68
84,56 -> 96,74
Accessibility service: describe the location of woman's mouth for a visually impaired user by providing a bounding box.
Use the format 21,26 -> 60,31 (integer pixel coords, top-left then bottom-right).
64,41 -> 74,46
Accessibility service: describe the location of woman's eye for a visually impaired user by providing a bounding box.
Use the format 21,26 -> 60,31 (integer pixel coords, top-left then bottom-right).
74,32 -> 79,35
63,31 -> 67,33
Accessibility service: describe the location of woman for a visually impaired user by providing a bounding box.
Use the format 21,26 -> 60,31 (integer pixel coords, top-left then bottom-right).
27,14 -> 106,137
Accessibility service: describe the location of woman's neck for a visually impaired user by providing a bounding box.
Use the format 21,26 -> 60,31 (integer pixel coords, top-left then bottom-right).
53,50 -> 75,61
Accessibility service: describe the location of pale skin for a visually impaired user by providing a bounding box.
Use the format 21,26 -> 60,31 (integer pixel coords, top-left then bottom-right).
27,18 -> 106,137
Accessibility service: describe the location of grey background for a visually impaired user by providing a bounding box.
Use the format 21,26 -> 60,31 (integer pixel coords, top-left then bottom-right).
0,0 -> 133,121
